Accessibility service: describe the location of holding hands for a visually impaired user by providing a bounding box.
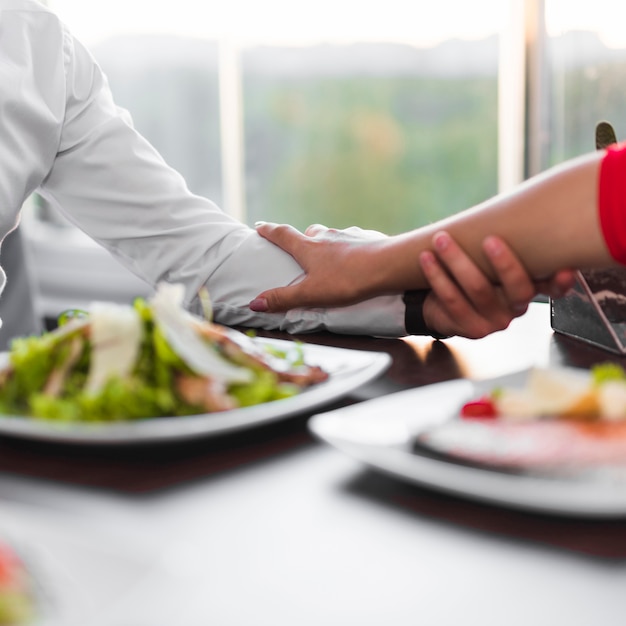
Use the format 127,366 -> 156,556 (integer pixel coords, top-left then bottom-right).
418,231 -> 574,339
250,223 -> 575,339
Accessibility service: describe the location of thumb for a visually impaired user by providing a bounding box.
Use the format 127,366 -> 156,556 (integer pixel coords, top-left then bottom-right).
249,281 -> 308,314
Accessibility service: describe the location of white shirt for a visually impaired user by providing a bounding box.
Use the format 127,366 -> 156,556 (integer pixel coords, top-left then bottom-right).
0,0 -> 407,336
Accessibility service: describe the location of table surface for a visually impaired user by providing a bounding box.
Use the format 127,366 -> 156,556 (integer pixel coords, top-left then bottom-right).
3,302 -> 626,626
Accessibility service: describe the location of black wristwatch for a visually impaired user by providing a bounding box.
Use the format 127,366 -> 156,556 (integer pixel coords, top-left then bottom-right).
402,290 -> 450,340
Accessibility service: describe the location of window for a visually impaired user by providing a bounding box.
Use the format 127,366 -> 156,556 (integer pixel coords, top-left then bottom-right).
50,0 -> 223,204
49,0 -> 504,232
545,1 -> 626,165
238,1 -> 504,233
29,0 -> 506,317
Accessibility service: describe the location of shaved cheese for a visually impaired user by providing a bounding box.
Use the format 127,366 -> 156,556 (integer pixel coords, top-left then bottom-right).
85,302 -> 142,394
599,381 -> 626,421
150,283 -> 253,384
526,366 -> 592,415
495,367 -> 594,420
493,366 -> 626,422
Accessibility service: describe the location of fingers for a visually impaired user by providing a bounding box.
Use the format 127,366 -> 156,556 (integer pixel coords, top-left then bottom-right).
252,220 -> 374,313
304,223 -> 386,241
482,236 -> 577,302
481,236 -> 535,314
255,222 -> 309,259
420,251 -> 496,338
341,225 -> 388,240
482,235 -> 576,304
422,232 -> 538,339
535,269 -> 577,299
304,223 -> 329,237
431,231 -> 501,312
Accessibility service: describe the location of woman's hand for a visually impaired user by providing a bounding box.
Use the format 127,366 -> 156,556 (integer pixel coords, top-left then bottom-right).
249,222 -> 385,312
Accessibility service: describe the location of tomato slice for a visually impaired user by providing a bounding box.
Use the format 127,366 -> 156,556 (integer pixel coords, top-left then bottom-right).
460,396 -> 498,419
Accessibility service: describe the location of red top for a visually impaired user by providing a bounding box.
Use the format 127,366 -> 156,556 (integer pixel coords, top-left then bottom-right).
599,142 -> 626,264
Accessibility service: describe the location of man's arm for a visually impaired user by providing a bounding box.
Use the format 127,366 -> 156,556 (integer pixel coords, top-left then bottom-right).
22,6 -> 566,340
26,14 -> 404,337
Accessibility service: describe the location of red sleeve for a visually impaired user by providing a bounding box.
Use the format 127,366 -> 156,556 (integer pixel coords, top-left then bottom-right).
599,142 -> 626,264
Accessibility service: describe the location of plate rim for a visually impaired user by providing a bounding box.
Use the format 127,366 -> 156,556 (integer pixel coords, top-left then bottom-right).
308,374 -> 626,518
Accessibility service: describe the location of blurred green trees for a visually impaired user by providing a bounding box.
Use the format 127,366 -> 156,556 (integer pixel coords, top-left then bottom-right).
551,59 -> 626,162
244,75 -> 498,233
98,34 -> 626,238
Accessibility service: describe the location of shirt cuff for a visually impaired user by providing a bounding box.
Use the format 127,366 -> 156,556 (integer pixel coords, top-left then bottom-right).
286,294 -> 407,337
194,228 -> 410,337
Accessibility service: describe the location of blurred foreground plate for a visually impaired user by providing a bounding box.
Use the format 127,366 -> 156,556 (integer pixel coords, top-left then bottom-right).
309,370 -> 626,518
0,339 -> 390,445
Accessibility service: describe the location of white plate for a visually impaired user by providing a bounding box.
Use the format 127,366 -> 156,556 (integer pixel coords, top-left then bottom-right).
308,370 -> 626,518
0,339 -> 390,445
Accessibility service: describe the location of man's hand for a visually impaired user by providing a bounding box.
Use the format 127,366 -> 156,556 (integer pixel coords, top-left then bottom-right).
421,231 -> 576,339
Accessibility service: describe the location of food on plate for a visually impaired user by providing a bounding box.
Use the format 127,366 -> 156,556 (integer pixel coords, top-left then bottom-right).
416,364 -> 626,469
0,283 -> 328,422
0,542 -> 34,625
417,416 -> 626,469
460,364 -> 626,422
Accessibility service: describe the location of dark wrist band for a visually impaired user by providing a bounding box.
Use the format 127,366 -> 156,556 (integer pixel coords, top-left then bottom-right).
403,290 -> 450,340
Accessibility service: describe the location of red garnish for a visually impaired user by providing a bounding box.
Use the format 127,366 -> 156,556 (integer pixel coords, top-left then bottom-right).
460,396 -> 498,419
0,543 -> 21,587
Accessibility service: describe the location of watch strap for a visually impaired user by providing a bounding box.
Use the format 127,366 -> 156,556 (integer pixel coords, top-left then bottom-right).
403,290 -> 450,340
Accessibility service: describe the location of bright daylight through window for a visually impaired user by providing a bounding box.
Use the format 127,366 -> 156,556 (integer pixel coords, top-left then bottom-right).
48,0 -> 505,233
544,1 -> 626,167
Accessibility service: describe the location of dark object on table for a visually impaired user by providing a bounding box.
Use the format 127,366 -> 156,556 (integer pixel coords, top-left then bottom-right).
551,121 -> 626,354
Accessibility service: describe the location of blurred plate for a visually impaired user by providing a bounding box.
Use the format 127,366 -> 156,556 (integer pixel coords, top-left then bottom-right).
0,503 -> 161,626
309,370 -> 626,518
0,339 -> 390,445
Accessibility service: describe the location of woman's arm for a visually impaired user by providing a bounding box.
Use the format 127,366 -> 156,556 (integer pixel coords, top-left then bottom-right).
251,151 -> 612,312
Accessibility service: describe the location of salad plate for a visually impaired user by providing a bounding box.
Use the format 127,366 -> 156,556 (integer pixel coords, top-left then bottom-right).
308,370 -> 626,518
0,339 -> 390,445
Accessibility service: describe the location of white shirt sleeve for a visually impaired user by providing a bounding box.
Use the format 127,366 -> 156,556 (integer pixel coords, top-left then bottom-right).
4,1 -> 408,337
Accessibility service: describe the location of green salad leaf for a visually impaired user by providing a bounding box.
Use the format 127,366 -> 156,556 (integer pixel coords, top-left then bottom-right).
591,362 -> 626,386
0,284 -> 327,422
